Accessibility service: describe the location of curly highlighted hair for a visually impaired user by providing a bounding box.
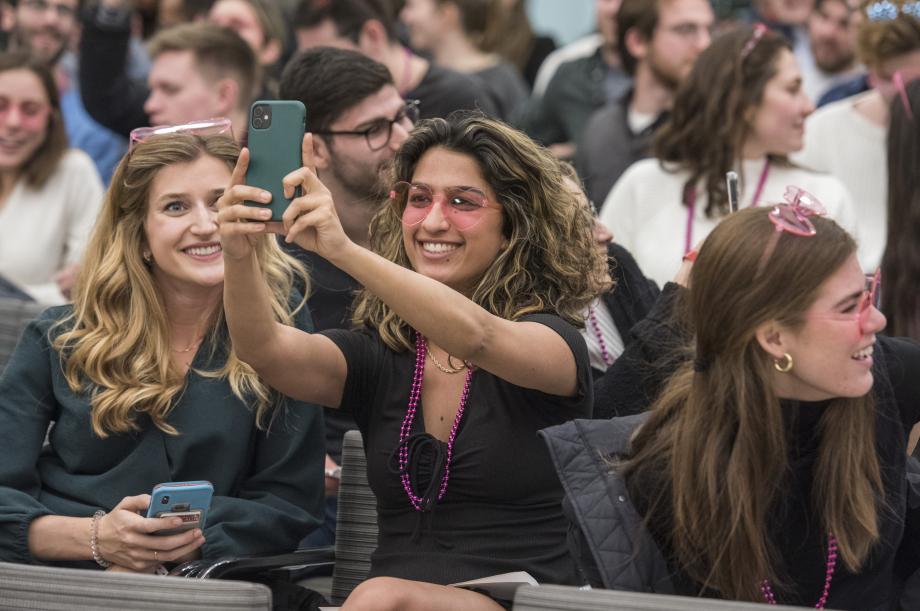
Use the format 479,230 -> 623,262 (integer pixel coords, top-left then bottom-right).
352,113 -> 611,352
52,133 -> 308,437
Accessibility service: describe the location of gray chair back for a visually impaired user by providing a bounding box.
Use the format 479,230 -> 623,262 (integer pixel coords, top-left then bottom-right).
0,297 -> 46,373
0,561 -> 272,610
330,429 -> 378,604
512,584 -> 825,611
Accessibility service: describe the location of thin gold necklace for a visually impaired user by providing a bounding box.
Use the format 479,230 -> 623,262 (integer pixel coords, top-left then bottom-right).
425,341 -> 467,374
172,337 -> 203,353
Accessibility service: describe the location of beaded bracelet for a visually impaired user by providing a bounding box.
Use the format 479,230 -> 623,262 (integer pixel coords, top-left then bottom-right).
91,510 -> 111,568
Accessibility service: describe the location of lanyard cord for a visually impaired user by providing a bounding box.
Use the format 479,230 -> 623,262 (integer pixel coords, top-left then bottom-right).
683,159 -> 770,253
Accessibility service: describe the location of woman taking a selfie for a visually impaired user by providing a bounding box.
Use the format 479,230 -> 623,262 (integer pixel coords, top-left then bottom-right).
544,199 -> 920,609
0,52 -> 104,304
599,25 -> 855,286
217,114 -> 609,609
0,130 -> 323,572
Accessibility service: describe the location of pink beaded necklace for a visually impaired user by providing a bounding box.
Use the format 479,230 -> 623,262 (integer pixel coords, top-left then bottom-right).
760,532 -> 837,608
587,304 -> 614,367
398,334 -> 473,511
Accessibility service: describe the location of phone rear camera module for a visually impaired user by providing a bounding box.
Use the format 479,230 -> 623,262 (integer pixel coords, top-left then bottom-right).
161,495 -> 170,504
251,105 -> 272,130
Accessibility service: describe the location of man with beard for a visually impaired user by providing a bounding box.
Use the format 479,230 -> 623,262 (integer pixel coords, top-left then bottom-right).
4,0 -> 141,183
801,0 -> 862,101
576,0 -> 713,208
278,46 -> 415,546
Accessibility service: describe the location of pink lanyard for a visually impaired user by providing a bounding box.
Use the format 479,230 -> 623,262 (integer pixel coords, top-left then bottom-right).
683,160 -> 770,253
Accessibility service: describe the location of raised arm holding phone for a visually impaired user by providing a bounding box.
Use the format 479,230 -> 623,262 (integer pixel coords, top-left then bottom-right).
218,114 -> 610,609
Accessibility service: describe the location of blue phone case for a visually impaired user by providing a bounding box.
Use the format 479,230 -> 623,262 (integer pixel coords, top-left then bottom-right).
146,481 -> 213,532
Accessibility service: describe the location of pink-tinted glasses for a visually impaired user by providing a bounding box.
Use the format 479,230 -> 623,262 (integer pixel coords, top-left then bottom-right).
128,117 -> 233,149
391,181 -> 498,230
810,269 -> 882,338
756,186 -> 827,274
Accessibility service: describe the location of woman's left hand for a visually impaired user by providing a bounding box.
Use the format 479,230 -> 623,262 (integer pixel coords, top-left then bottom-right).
280,134 -> 353,260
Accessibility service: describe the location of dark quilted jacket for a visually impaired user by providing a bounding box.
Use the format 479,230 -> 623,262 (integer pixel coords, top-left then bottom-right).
539,415 -> 675,593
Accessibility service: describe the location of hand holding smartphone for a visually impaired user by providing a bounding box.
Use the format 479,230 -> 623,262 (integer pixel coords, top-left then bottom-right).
245,100 -> 307,221
146,481 -> 213,536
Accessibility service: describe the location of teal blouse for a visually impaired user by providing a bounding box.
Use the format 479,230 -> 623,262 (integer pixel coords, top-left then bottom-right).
0,304 -> 324,566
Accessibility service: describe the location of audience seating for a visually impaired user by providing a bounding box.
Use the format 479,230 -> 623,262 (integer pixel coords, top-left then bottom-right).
0,561 -> 272,610
512,584 -> 824,610
0,297 -> 45,373
176,429 -> 377,605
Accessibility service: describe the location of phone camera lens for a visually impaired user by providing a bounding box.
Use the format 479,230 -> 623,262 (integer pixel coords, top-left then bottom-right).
253,105 -> 265,115
252,117 -> 264,129
161,495 -> 170,504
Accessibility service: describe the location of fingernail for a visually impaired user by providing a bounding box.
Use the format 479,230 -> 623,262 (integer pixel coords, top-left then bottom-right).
260,191 -> 271,201
260,209 -> 272,218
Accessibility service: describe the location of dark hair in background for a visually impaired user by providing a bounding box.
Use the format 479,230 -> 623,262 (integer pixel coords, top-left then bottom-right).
0,52 -> 67,188
654,25 -> 791,218
882,77 -> 920,340
616,0 -> 662,76
293,0 -> 397,43
280,46 -> 393,133
148,23 -> 260,112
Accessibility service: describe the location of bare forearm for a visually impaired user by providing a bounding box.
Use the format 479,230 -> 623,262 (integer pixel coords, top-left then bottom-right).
328,243 -> 492,360
28,515 -> 93,561
222,250 -> 284,366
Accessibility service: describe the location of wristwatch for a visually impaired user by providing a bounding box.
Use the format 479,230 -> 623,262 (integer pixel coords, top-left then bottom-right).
325,466 -> 342,480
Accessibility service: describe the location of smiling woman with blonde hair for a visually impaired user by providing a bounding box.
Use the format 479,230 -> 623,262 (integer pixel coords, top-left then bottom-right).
0,130 -> 323,573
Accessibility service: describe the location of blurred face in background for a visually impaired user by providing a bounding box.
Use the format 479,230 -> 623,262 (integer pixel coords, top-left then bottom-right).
209,0 -> 281,67
12,0 -> 78,65
745,48 -> 815,157
400,0 -> 444,53
808,0 -> 857,73
0,68 -> 50,173
596,0 -> 623,51
640,0 -> 714,90
756,0 -> 815,25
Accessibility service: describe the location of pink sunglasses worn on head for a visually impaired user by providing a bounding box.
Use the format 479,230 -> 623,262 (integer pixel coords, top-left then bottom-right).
755,186 -> 827,275
128,118 -> 234,149
392,181 -> 497,230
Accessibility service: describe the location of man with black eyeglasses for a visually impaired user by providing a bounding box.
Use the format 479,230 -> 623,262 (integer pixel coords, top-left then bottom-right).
278,46 -> 417,549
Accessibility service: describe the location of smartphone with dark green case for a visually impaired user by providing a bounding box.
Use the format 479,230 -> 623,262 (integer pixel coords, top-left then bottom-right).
245,100 -> 306,221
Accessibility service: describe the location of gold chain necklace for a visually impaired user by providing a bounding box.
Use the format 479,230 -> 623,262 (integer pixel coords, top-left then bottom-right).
425,341 -> 467,374
172,337 -> 203,353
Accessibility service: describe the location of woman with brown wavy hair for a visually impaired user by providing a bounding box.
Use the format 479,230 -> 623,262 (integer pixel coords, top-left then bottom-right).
217,113 -> 609,609
546,201 -> 920,609
0,131 -> 324,573
598,25 -> 855,286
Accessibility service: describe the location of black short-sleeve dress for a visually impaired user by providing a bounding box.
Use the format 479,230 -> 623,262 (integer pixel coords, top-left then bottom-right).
323,313 -> 591,586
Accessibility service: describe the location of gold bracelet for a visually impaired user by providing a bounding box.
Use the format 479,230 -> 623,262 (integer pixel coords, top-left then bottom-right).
91,510 -> 111,568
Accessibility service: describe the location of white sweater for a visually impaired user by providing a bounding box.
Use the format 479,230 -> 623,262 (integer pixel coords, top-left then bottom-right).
599,158 -> 857,286
793,91 -> 886,270
0,149 -> 104,304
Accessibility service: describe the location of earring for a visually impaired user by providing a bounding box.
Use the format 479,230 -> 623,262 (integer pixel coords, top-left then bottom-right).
773,352 -> 793,373
143,251 -> 152,263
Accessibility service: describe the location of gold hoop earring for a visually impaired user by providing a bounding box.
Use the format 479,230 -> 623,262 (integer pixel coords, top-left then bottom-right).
773,352 -> 793,373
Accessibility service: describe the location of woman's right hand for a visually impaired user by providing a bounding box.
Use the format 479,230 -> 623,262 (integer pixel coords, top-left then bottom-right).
95,494 -> 205,572
216,147 -> 278,261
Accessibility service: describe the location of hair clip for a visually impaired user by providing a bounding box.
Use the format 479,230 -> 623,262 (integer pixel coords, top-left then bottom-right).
903,1 -> 920,17
867,1 -> 898,20
741,22 -> 768,59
